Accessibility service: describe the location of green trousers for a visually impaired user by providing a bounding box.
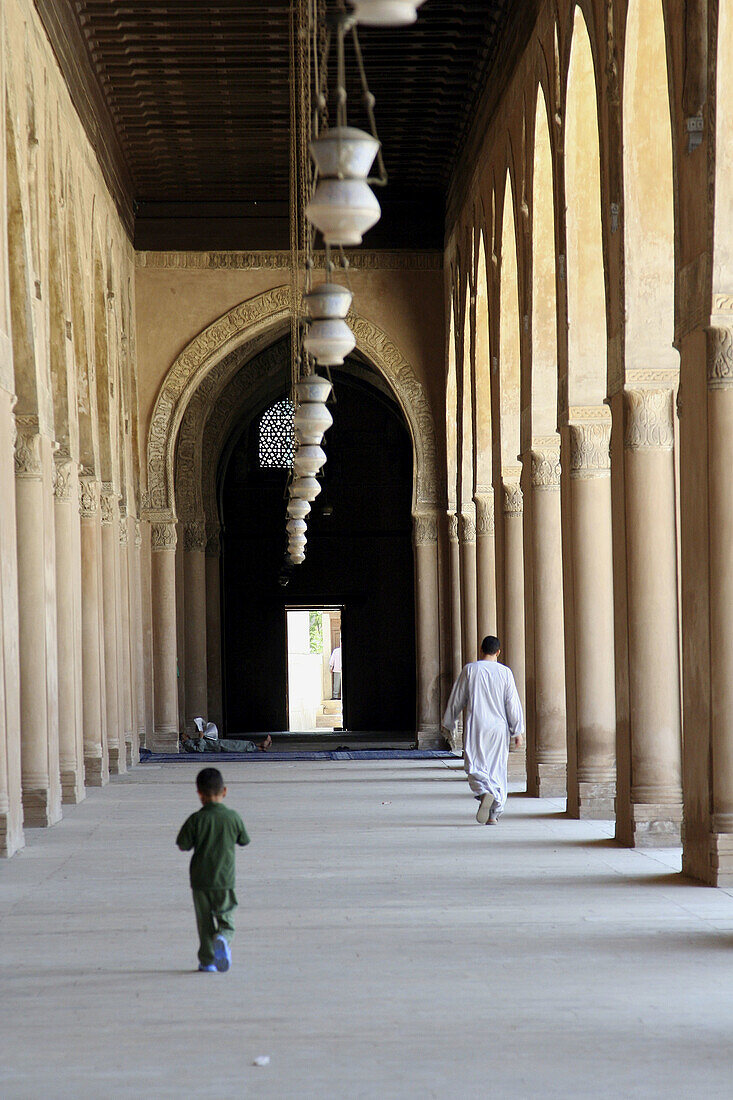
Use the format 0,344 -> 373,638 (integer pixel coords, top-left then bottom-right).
192,888 -> 238,966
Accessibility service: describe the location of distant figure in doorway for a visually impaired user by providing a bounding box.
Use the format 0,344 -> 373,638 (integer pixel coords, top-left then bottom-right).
329,644 -> 342,700
443,635 -> 524,825
176,767 -> 250,972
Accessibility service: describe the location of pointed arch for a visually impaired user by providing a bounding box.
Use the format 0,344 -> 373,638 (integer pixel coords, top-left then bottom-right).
474,226 -> 492,490
565,6 -> 606,405
146,286 -> 440,518
499,168 -> 521,470
531,84 -> 558,435
623,0 -> 675,370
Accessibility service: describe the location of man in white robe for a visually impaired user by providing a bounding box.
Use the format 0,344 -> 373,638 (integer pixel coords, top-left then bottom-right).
443,635 -> 524,824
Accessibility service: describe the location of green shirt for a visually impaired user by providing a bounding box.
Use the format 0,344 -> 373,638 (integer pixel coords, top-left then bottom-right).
176,802 -> 250,889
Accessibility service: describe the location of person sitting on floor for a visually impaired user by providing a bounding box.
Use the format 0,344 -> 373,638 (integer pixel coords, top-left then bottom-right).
181,718 -> 271,754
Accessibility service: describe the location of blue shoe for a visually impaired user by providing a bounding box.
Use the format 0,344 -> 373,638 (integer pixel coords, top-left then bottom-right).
198,963 -> 217,972
213,934 -> 231,972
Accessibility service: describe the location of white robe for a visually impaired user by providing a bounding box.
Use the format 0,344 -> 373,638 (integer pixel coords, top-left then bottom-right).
443,660 -> 524,811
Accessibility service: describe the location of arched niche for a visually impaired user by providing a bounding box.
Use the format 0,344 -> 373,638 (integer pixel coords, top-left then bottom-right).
147,286 -> 441,521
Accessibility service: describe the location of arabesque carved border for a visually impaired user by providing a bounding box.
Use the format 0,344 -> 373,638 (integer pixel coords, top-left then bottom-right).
146,285 -> 441,518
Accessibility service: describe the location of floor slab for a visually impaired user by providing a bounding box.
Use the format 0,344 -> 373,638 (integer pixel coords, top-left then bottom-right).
2,758 -> 733,1098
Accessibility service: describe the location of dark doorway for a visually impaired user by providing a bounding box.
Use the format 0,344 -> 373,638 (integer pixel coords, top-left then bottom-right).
220,354 -> 416,735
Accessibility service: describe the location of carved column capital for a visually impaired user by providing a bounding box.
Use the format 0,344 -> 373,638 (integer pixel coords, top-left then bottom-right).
14,416 -> 42,478
53,456 -> 75,502
503,483 -> 523,517
530,438 -> 561,489
151,522 -> 178,553
78,477 -> 99,518
119,519 -> 129,547
135,520 -> 142,550
474,491 -> 495,536
447,512 -> 459,543
707,325 -> 733,389
569,421 -> 611,479
412,511 -> 439,546
458,511 -> 476,543
205,526 -> 221,557
100,485 -> 116,527
183,519 -> 207,552
623,388 -> 674,450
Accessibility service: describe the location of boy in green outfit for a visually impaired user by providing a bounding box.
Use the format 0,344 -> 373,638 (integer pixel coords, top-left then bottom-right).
176,767 -> 250,972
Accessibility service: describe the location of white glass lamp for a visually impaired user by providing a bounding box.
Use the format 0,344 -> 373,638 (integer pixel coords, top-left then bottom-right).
309,127 -> 380,180
290,475 -> 322,502
295,375 -> 333,404
303,283 -> 352,321
287,497 -> 311,521
349,0 -> 426,24
293,444 -> 327,478
306,178 -> 381,247
303,318 -> 355,366
294,401 -> 333,445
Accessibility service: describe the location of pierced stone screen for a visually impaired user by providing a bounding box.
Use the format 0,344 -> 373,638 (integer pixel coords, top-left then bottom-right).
258,398 -> 295,468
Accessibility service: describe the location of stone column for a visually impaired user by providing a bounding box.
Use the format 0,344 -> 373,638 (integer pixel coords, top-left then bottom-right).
616,388 -> 683,845
446,511 -> 463,750
118,516 -> 137,767
705,328 -> 733,879
150,520 -> 179,752
502,480 -> 526,704
459,507 -> 478,665
566,418 -> 616,818
100,486 -> 124,774
205,527 -> 223,729
412,510 -> 442,746
53,457 -> 84,803
0,388 -> 23,856
79,477 -> 108,786
14,419 -> 61,826
502,479 -> 526,782
132,521 -> 147,749
527,441 -> 567,797
474,489 -> 497,639
183,519 -> 208,731
447,512 -> 462,682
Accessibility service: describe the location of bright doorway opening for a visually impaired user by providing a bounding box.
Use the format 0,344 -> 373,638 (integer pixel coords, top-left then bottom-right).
286,607 -> 343,733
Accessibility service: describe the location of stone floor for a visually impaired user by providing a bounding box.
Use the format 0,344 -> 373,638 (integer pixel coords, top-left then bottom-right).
2,758 -> 733,1098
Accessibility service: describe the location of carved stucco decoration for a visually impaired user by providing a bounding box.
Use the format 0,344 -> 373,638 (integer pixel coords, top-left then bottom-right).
79,477 -> 98,517
503,483 -> 523,517
147,286 -> 441,523
183,520 -> 207,552
707,325 -> 733,389
623,389 -> 675,450
569,421 -> 612,479
458,512 -> 476,543
14,416 -> 43,478
412,512 -> 439,545
447,512 -> 459,541
137,250 -> 443,271
530,438 -> 562,489
53,457 -> 75,502
100,487 -> 115,527
151,522 -> 177,552
474,491 -> 495,536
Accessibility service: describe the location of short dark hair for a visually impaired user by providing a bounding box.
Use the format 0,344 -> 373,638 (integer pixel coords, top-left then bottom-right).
480,635 -> 501,656
196,767 -> 224,797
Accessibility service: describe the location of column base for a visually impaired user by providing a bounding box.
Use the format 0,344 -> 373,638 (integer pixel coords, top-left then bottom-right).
61,770 -> 85,805
125,735 -> 140,768
108,745 -> 127,775
682,831 -> 733,887
22,787 -> 62,828
0,813 -> 24,858
616,801 -> 682,847
137,725 -> 147,751
84,754 -> 109,787
417,728 -> 447,750
527,762 -> 567,798
568,780 -> 615,820
151,728 -> 179,753
508,745 -> 526,784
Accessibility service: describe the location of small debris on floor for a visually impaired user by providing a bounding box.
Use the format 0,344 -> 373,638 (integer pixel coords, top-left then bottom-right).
253,1055 -> 271,1067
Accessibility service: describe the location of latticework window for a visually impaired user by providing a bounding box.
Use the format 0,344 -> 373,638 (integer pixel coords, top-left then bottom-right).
258,398 -> 295,468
